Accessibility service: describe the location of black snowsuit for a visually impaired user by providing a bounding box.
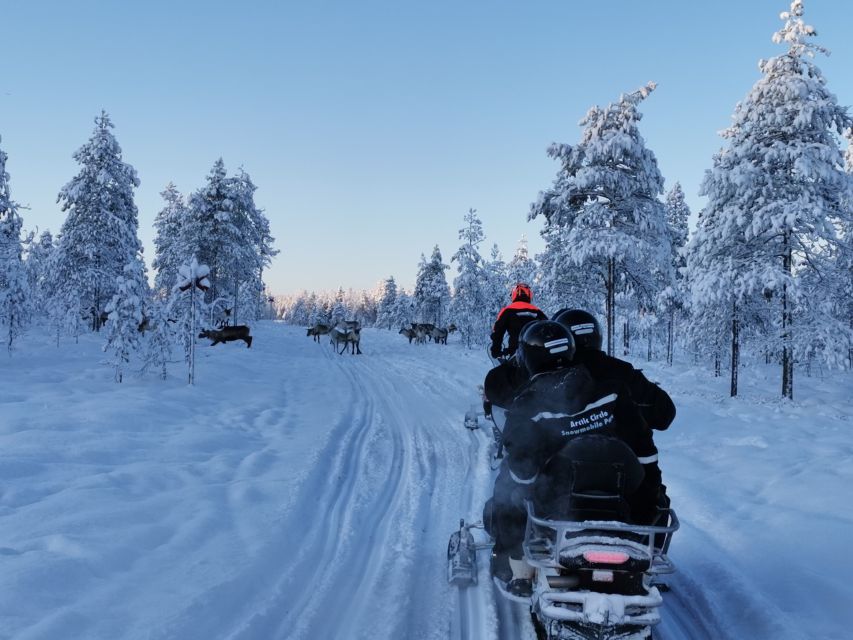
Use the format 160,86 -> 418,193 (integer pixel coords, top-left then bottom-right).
490,300 -> 547,358
485,365 -> 662,559
574,349 -> 676,431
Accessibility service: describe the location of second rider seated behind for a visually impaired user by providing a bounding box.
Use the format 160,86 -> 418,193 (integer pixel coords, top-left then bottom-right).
489,320 -> 663,597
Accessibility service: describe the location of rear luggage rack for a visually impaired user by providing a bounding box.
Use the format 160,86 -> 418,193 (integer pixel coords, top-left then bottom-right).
523,503 -> 680,576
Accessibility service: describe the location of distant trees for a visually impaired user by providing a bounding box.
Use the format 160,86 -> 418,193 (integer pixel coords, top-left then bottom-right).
0,111 -> 280,382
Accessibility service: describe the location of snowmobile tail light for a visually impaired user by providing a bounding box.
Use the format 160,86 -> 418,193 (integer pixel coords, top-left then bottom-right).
583,551 -> 629,564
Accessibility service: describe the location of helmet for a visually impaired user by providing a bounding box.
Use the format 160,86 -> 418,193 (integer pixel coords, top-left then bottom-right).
517,321 -> 575,376
552,309 -> 603,352
511,283 -> 533,302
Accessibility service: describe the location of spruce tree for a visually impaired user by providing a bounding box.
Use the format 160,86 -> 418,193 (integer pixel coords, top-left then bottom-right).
103,257 -> 149,382
450,209 -> 488,347
376,276 -> 398,329
413,246 -> 450,325
661,182 -> 691,365
153,183 -> 188,297
507,235 -> 537,290
54,112 -> 142,331
25,230 -> 53,319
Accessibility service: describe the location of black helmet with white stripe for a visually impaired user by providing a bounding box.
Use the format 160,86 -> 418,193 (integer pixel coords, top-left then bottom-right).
516,320 -> 575,377
552,309 -> 603,352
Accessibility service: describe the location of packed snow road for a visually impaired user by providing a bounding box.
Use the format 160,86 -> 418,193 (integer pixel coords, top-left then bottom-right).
2,322 -> 852,639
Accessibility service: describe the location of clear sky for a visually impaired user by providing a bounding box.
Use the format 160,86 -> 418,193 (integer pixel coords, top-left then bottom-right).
2,0 -> 852,295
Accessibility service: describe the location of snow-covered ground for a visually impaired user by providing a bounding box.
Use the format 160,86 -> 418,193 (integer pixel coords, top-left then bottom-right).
1,323 -> 851,639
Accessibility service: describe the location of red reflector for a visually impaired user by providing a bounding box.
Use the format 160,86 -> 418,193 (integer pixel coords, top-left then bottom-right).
583,551 -> 629,564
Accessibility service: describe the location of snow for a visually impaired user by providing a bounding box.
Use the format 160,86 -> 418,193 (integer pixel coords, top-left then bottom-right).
1,323 -> 852,639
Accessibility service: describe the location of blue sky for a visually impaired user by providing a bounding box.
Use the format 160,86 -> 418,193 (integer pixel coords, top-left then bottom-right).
2,0 -> 852,295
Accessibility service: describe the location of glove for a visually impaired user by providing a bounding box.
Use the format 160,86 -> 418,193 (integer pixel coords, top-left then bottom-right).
490,345 -> 502,359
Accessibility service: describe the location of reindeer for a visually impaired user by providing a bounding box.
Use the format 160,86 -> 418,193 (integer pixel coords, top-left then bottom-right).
329,322 -> 362,355
405,323 -> 429,344
307,323 -> 332,343
199,325 -> 253,348
399,327 -> 416,344
447,323 -> 458,334
430,327 -> 449,345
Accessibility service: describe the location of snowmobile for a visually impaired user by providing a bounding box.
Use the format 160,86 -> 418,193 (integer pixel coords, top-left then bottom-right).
447,435 -> 679,640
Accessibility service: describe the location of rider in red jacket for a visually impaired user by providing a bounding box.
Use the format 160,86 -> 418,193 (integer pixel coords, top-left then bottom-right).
490,283 -> 547,359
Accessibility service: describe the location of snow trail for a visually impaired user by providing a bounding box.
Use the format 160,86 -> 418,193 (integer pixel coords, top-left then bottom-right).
3,324 -> 852,639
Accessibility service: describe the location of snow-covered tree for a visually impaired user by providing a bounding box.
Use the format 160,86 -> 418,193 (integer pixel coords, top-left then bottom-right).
660,182 -> 691,365
330,287 -> 347,324
694,0 -> 853,398
507,235 -> 537,289
141,297 -> 175,380
153,183 -> 188,297
103,257 -> 149,382
376,276 -> 398,329
171,257 -> 210,385
530,84 -> 672,355
483,244 -> 510,321
24,229 -> 53,318
54,112 -> 143,331
182,162 -> 276,323
0,137 -> 29,351
450,209 -> 489,347
413,246 -> 450,325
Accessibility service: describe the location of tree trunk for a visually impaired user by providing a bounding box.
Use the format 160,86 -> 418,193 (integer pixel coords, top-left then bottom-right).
623,318 -> 630,356
233,280 -> 239,326
647,331 -> 652,362
605,258 -> 615,356
730,302 -> 739,397
714,349 -> 721,377
781,233 -> 794,400
666,310 -> 674,367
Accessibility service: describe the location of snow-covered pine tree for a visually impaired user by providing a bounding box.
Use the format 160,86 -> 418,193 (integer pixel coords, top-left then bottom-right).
376,276 -> 398,329
450,209 -> 489,347
24,229 -> 53,320
183,159 -> 243,308
507,235 -> 537,290
331,288 -> 347,324
661,182 -> 691,365
182,163 -> 276,323
0,137 -> 29,352
54,112 -> 143,332
153,183 -> 188,297
141,297 -> 174,380
413,246 -> 450,325
483,244 -> 509,321
103,257 -> 149,382
171,257 -> 210,385
530,83 -> 672,356
696,0 -> 853,399
535,224 -> 598,316
228,169 -> 277,322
